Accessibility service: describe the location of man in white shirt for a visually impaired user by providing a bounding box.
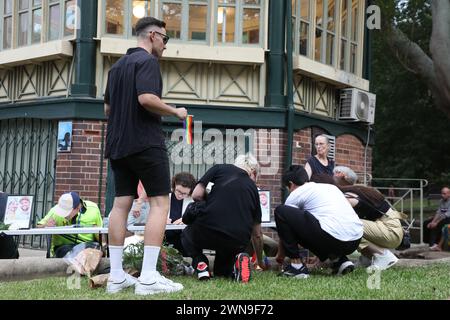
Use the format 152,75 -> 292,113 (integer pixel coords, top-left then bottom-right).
275,165 -> 363,278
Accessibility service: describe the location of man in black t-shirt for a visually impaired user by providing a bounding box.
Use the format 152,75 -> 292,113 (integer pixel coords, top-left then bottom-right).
181,154 -> 265,282
104,17 -> 187,296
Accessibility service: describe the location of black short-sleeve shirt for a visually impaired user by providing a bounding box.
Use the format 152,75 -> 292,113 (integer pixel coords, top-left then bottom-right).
196,164 -> 262,245
104,47 -> 165,160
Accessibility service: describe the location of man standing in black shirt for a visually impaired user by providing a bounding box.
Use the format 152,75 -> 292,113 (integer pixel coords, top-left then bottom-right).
104,17 -> 187,295
181,154 -> 265,283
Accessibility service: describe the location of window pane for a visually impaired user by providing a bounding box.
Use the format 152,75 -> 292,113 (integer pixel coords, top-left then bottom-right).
300,21 -> 308,56
350,43 -> 357,73
326,33 -> 334,65
217,7 -> 235,43
300,0 -> 309,20
316,0 -> 323,29
351,0 -> 358,41
49,0 -> 59,3
315,31 -> 322,61
4,0 -> 12,14
106,0 -> 124,35
32,9 -> 42,43
189,4 -> 207,41
340,39 -> 346,70
162,3 -> 181,39
327,0 -> 335,32
65,0 -> 76,36
244,0 -> 260,4
315,0 -> 323,62
132,1 -> 152,36
19,0 -> 29,10
18,12 -> 29,47
3,17 -> 12,49
219,0 -> 236,3
33,0 -> 42,6
341,0 -> 347,37
49,4 -> 61,41
242,8 -> 259,44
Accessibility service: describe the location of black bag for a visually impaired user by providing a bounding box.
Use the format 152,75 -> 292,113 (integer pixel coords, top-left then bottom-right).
182,201 -> 206,225
0,233 -> 19,259
396,219 -> 414,251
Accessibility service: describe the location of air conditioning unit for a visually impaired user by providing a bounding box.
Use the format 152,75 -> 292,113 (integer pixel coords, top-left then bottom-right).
339,88 -> 376,124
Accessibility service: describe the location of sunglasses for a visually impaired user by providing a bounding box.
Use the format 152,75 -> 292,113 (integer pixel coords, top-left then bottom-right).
152,31 -> 170,45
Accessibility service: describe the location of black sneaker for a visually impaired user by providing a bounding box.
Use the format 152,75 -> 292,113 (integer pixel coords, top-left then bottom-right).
331,256 -> 354,275
196,261 -> 210,281
234,253 -> 251,283
280,264 -> 309,278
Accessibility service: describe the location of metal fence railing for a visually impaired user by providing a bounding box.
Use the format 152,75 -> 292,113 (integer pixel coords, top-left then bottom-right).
371,178 -> 428,244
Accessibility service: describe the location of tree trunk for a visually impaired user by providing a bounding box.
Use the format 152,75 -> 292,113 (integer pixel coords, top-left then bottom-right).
379,0 -> 450,118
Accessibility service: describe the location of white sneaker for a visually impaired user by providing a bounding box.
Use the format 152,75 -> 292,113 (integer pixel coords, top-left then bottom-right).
135,271 -> 183,296
106,273 -> 138,294
372,249 -> 398,270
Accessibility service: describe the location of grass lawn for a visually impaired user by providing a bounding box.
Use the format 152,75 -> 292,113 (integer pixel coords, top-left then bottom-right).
1,264 -> 449,300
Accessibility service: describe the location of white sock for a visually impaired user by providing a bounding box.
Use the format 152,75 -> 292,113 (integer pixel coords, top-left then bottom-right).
291,263 -> 304,269
140,246 -> 161,279
109,245 -> 125,282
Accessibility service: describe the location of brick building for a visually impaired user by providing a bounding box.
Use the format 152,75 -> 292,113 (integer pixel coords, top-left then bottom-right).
0,1 -> 374,236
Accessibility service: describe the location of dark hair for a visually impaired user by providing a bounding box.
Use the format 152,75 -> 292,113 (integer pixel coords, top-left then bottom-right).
171,172 -> 196,195
310,173 -> 336,184
282,165 -> 309,187
135,17 -> 166,37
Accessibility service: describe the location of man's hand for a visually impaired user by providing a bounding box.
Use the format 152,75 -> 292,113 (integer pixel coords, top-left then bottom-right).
46,218 -> 56,227
174,107 -> 188,120
428,221 -> 437,229
172,218 -> 184,225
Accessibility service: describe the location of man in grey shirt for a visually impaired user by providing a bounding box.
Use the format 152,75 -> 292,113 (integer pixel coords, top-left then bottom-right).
423,186 -> 450,249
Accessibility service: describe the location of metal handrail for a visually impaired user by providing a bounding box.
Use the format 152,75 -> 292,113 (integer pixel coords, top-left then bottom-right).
372,178 -> 429,244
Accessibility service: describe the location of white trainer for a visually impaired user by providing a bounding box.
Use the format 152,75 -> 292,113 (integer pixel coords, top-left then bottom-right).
106,273 -> 138,294
372,249 -> 398,270
135,271 -> 183,296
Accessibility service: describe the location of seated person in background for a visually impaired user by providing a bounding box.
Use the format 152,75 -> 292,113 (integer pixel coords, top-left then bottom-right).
164,172 -> 196,255
275,165 -> 363,278
423,186 -> 450,250
37,192 -> 103,258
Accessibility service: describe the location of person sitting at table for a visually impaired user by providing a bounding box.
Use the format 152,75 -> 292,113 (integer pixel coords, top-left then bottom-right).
37,192 -> 103,258
164,172 -> 196,255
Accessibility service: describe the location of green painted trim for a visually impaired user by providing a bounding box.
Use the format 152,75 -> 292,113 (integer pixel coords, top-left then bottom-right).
264,0 -> 286,108
363,0 -> 372,82
70,0 -> 98,97
294,112 -> 374,145
0,98 -> 373,144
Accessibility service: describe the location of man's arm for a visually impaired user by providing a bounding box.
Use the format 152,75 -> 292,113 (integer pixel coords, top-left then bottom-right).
251,223 -> 265,269
104,103 -> 110,118
192,183 -> 206,202
138,94 -> 187,120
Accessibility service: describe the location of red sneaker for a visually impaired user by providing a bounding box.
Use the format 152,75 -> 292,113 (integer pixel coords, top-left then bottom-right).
234,253 -> 251,283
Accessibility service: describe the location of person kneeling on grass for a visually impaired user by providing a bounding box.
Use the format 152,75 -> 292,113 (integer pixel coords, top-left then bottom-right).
181,154 -> 265,282
275,165 -> 363,278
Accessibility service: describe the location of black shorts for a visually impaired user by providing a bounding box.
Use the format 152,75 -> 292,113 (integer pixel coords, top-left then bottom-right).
110,147 -> 171,197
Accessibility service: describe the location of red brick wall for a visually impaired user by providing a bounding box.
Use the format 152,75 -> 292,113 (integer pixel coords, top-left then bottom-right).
55,120 -> 108,215
335,134 -> 372,181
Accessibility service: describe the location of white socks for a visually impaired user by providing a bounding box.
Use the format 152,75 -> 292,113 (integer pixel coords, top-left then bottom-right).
140,246 -> 161,279
109,245 -> 125,282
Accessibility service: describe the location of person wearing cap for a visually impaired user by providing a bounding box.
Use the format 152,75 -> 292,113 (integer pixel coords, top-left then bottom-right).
37,192 -> 103,258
